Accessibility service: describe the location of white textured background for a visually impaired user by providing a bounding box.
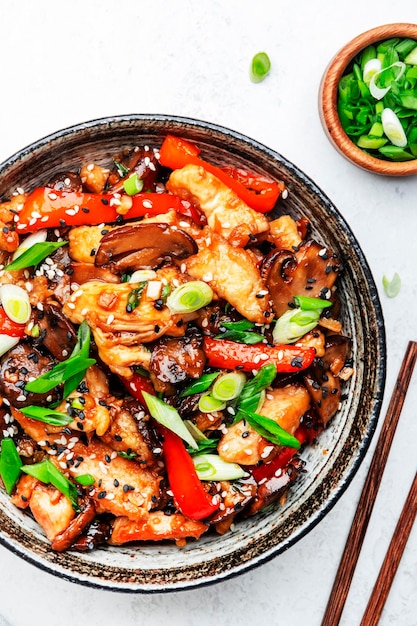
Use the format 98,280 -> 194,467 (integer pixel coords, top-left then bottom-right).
0,1 -> 416,624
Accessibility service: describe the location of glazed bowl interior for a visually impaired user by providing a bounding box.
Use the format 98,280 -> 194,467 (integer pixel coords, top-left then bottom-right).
319,23 -> 417,176
0,114 -> 386,591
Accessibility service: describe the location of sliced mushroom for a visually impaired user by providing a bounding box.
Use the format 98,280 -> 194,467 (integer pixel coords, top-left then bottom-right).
261,239 -> 341,317
47,171 -> 82,192
246,457 -> 305,516
94,223 -> 198,273
70,262 -> 120,286
33,303 -> 78,361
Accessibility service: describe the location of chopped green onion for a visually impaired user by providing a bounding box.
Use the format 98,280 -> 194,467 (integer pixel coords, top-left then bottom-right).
404,45 -> 417,65
127,282 -> 147,311
221,320 -> 255,331
74,473 -> 96,486
180,372 -> 220,397
117,450 -> 137,459
250,52 -> 271,83
129,270 -> 157,283
6,241 -> 67,271
382,272 -> 401,298
236,364 -> 276,416
369,61 -> 406,100
0,334 -> 19,358
0,438 -> 22,494
184,420 -> 210,442
381,108 -> 407,147
12,230 -> 48,261
240,409 -> 301,449
212,372 -> 246,402
123,173 -> 144,196
272,308 -> 320,344
21,458 -> 79,511
25,321 -> 96,396
114,160 -> 129,176
142,391 -> 198,449
0,284 -> 31,324
166,281 -> 213,314
193,454 -> 245,481
20,406 -> 73,426
198,393 -> 226,413
293,295 -> 333,311
363,57 -> 382,84
215,328 -> 265,344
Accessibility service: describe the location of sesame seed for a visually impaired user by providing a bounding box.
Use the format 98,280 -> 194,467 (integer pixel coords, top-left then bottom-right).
142,200 -> 153,209
66,302 -> 76,309
16,394 -> 27,402
281,189 -> 289,199
106,314 -> 115,325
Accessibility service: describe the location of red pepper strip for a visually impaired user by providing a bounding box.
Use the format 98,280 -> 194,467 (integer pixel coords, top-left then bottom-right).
158,425 -> 220,520
120,374 -> 220,521
15,188 -> 188,234
159,135 -> 282,213
120,372 -> 156,407
0,308 -> 26,338
251,425 -> 309,483
203,337 -> 315,373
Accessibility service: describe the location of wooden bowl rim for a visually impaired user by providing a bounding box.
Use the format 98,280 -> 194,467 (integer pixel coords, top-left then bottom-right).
319,23 -> 417,176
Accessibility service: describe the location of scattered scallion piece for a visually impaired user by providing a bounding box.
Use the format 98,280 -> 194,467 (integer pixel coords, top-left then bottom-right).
212,372 -> 246,402
20,406 -> 73,426
0,284 -> 31,324
129,270 -> 157,283
166,281 -> 213,314
114,160 -> 129,177
123,173 -> 144,196
215,328 -> 265,344
142,391 -> 198,449
74,473 -> 96,486
0,334 -> 19,358
236,363 -> 277,416
198,393 -> 226,414
0,438 -> 22,494
293,295 -> 333,311
193,454 -> 245,481
250,52 -> 271,83
21,458 -> 80,511
127,282 -> 147,311
382,272 -> 401,297
11,230 -> 48,261
272,308 -> 321,344
6,241 -> 67,271
240,409 -> 301,449
180,372 -> 220,397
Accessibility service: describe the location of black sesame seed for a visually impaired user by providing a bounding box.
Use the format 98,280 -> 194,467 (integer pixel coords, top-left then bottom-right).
59,219 -> 67,227
101,198 -> 109,205
105,454 -> 111,463
242,431 -> 250,438
101,229 -> 109,235
97,491 -> 107,499
21,495 -> 28,502
81,207 -> 90,213
116,215 -> 124,224
90,248 -> 96,256
114,479 -> 120,487
114,434 -> 122,442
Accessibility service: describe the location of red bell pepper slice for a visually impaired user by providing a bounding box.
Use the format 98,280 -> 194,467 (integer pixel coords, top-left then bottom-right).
15,188 -> 189,234
0,308 -> 26,338
251,424 -> 310,483
121,373 -> 220,521
203,337 -> 315,373
159,135 -> 283,213
158,425 -> 220,520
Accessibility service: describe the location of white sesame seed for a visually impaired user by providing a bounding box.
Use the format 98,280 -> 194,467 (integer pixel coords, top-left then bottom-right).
106,493 -> 115,500
142,200 -> 153,209
244,448 -> 253,456
106,314 -> 115,325
203,272 -> 213,282
281,188 -> 289,199
81,308 -> 88,316
66,302 -> 76,309
16,394 -> 27,402
87,163 -> 95,171
65,209 -> 77,216
48,192 -> 58,200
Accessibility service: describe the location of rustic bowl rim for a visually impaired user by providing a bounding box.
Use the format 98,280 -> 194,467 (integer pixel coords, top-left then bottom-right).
0,114 -> 387,592
319,22 -> 417,176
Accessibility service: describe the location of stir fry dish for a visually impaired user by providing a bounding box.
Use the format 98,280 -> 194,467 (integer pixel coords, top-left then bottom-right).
0,135 -> 353,551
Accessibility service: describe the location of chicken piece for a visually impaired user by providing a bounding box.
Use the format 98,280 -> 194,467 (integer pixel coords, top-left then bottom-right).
0,193 -> 26,224
185,229 -> 272,324
69,439 -> 161,521
218,384 -> 310,466
68,225 -> 109,263
267,215 -> 302,250
90,325 -> 152,378
80,163 -> 110,193
23,481 -> 75,543
109,511 -> 208,545
296,329 -> 326,358
167,164 -> 269,245
0,222 -> 19,252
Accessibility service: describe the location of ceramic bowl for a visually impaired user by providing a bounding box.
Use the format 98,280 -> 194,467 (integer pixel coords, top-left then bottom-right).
0,114 -> 386,591
319,23 -> 417,175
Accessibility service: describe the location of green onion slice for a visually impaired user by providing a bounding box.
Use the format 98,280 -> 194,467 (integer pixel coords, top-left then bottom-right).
142,391 -> 198,449
22,458 -> 79,511
180,372 -> 220,397
363,57 -> 382,84
272,308 -> 320,344
293,295 -> 333,311
381,108 -> 407,147
0,284 -> 31,324
382,272 -> 401,298
215,328 -> 265,344
123,173 -> 144,196
369,61 -> 406,100
250,52 -> 271,83
198,393 -> 226,413
193,454 -> 245,481
0,438 -> 22,494
166,281 -> 213,314
212,372 -> 246,402
129,269 -> 157,283
12,230 -> 48,261
241,409 -> 300,449
0,334 -> 19,358
6,241 -> 67,271
74,473 -> 96,486
20,406 -> 73,426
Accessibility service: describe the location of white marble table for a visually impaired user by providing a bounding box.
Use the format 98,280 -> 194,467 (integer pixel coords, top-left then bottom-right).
0,1 -> 416,624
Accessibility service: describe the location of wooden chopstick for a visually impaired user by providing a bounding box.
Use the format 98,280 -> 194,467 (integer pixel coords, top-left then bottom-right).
321,340 -> 417,626
360,470 -> 417,626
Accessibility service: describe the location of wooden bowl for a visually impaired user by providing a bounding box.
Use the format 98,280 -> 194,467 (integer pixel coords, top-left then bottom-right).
319,23 -> 417,176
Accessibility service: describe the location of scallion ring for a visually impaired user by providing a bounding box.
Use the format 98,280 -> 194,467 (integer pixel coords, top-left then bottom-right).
272,308 -> 320,344
167,281 -> 213,314
198,393 -> 226,414
369,61 -> 406,100
0,334 -> 20,358
123,173 -> 144,196
129,269 -> 157,283
0,284 -> 31,324
250,52 -> 271,83
212,372 -> 246,402
381,108 -> 407,147
142,391 -> 198,449
193,454 -> 245,481
12,229 -> 48,261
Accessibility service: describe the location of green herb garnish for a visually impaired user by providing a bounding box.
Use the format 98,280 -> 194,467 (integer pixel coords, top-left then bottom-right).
114,160 -> 129,177
0,438 -> 22,494
20,406 -> 73,426
127,281 -> 147,312
6,241 -> 67,271
250,52 -> 271,83
240,409 -> 300,449
382,272 -> 401,297
74,473 -> 96,486
180,372 -> 220,397
22,458 -> 80,511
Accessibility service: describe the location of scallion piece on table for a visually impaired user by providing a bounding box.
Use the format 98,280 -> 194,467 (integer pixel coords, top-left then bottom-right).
250,52 -> 271,83
212,372 -> 246,402
6,240 -> 67,271
123,173 -> 144,196
272,308 -> 321,344
21,458 -> 79,511
166,281 -> 213,314
142,391 -> 198,449
193,454 -> 245,481
19,406 -> 73,426
382,272 -> 401,298
0,438 -> 22,494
